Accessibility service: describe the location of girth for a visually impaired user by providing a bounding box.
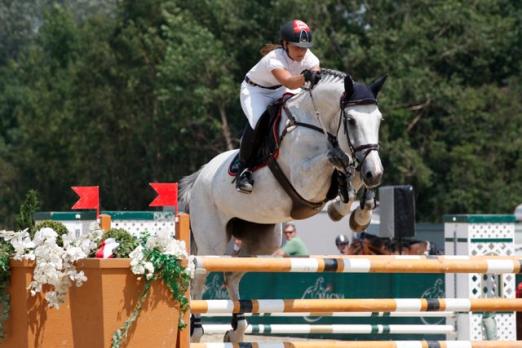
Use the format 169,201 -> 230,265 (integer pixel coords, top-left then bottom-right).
267,156 -> 325,220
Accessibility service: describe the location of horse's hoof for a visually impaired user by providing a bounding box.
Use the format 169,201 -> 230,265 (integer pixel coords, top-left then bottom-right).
191,327 -> 204,343
223,329 -> 244,343
350,211 -> 370,232
327,202 -> 344,221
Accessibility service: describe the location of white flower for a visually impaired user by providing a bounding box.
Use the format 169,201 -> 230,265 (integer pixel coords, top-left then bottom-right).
164,240 -> 188,259
2,230 -> 35,260
33,227 -> 58,244
69,270 -> 87,287
144,262 -> 155,279
129,245 -> 144,263
65,246 -> 87,262
132,264 -> 145,275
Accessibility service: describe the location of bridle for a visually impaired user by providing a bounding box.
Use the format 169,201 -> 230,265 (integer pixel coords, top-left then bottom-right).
298,87 -> 380,174
281,86 -> 381,176
338,93 -> 380,171
270,79 -> 382,215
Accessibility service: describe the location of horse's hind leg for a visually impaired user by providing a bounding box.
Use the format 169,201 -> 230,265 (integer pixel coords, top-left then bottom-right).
189,196 -> 230,342
222,221 -> 281,343
190,269 -> 207,342
223,271 -> 247,342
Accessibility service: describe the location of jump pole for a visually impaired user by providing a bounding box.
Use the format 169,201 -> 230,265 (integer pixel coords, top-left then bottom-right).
193,255 -> 522,274
191,341 -> 522,348
201,323 -> 455,335
191,298 -> 522,314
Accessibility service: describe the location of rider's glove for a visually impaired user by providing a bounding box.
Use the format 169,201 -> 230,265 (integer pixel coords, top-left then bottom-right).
302,69 -> 322,87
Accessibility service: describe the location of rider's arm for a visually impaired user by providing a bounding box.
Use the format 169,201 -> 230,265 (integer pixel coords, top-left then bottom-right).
271,65 -> 321,89
271,68 -> 305,89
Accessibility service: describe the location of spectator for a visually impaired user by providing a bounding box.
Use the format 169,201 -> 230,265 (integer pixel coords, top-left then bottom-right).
335,234 -> 350,255
273,223 -> 308,256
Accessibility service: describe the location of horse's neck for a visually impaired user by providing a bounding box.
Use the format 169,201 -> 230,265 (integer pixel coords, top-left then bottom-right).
285,83 -> 343,132
274,83 -> 344,202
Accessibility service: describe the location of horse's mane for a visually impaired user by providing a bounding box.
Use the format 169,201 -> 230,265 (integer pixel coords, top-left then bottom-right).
319,69 -> 347,84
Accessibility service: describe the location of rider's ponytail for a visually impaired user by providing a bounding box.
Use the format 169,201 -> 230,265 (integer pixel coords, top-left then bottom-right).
260,43 -> 282,56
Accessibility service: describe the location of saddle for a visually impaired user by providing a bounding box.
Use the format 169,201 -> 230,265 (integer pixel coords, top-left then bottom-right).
228,94 -> 293,176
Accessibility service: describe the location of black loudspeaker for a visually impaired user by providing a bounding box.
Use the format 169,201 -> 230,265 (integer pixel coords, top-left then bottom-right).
378,185 -> 415,239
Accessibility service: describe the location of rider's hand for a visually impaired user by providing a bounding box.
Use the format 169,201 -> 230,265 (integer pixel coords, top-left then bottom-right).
302,69 -> 321,87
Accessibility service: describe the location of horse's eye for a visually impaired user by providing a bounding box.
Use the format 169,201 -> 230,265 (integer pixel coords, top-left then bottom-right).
348,118 -> 356,126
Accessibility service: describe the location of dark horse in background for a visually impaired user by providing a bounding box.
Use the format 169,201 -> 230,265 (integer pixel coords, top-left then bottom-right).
346,232 -> 442,255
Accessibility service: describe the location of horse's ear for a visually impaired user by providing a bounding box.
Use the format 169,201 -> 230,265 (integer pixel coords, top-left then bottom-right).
369,75 -> 388,98
344,74 -> 354,98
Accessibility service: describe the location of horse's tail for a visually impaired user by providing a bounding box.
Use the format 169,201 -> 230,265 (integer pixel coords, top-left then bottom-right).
178,167 -> 204,213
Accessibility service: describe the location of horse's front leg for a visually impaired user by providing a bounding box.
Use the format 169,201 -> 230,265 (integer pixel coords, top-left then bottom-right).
327,171 -> 363,221
349,188 -> 377,232
223,271 -> 247,343
327,195 -> 356,221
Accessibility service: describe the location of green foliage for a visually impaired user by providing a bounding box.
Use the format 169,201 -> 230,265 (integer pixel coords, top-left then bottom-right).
111,233 -> 190,348
101,228 -> 138,258
0,0 -> 521,223
0,240 -> 12,340
148,249 -> 190,315
15,190 -> 41,231
33,220 -> 69,246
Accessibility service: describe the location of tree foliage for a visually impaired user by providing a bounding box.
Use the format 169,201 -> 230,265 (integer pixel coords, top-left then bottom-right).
0,0 -> 521,226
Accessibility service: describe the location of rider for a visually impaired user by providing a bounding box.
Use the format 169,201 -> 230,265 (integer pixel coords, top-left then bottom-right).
236,19 -> 322,193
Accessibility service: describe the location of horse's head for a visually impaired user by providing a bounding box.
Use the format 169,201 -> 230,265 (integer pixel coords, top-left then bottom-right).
345,233 -> 392,255
341,75 -> 386,188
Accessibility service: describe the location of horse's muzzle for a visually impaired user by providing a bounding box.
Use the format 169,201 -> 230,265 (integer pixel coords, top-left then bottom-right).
361,152 -> 383,188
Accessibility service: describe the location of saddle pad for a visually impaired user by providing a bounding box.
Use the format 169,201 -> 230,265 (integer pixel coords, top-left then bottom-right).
228,94 -> 294,177
227,143 -> 280,176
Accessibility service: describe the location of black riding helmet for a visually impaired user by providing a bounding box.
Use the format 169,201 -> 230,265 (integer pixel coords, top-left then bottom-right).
335,234 -> 349,246
280,19 -> 313,48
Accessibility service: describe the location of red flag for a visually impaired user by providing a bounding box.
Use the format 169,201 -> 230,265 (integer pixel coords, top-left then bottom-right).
71,186 -> 100,217
149,182 -> 178,209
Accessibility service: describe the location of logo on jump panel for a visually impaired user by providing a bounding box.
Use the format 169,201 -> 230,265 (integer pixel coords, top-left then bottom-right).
301,277 -> 344,323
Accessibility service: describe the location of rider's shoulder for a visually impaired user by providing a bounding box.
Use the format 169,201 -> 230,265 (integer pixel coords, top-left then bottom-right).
304,49 -> 320,64
262,47 -> 285,60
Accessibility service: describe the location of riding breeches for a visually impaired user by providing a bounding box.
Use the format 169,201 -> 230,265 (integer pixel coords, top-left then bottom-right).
240,81 -> 286,129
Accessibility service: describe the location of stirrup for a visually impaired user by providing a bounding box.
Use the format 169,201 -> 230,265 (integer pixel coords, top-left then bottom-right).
236,169 -> 254,194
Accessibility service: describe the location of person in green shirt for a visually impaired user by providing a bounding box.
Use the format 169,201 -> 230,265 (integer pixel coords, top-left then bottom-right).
273,222 -> 309,257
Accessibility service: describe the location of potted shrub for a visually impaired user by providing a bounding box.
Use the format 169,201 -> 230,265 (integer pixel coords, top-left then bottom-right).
0,217 -> 191,348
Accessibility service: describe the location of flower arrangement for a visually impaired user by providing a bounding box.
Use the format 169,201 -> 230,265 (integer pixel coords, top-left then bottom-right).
0,224 -> 101,308
0,220 -> 192,347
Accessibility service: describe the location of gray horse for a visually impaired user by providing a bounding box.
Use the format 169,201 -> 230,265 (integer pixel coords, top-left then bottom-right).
180,69 -> 386,342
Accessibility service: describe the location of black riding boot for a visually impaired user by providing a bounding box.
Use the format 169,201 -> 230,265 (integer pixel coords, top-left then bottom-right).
236,126 -> 255,193
236,123 -> 263,194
